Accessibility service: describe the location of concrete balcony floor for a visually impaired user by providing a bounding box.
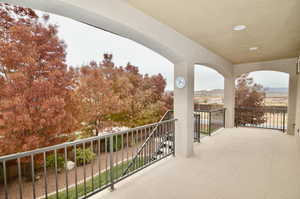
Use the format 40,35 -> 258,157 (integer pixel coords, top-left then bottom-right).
91,128 -> 300,199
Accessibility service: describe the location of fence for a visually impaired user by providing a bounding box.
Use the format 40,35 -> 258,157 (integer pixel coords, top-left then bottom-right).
194,108 -> 226,142
235,106 -> 287,132
0,118 -> 176,199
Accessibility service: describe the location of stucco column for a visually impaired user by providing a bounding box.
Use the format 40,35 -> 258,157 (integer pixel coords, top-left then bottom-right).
294,74 -> 300,136
174,62 -> 194,157
224,75 -> 235,128
287,75 -> 297,135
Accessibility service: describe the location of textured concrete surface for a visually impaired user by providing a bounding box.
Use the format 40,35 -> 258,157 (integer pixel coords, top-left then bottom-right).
91,128 -> 300,199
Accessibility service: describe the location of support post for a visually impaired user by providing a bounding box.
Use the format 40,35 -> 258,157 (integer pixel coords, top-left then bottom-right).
287,75 -> 297,135
174,62 -> 194,157
294,74 -> 300,136
224,75 -> 235,128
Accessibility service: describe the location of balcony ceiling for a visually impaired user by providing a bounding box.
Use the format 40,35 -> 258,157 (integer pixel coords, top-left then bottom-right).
128,0 -> 300,64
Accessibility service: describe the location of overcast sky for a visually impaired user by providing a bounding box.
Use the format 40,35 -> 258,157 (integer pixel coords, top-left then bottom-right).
42,11 -> 289,91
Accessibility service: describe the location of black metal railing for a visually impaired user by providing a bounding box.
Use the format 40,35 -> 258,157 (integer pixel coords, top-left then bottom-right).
0,118 -> 176,199
235,106 -> 287,132
194,108 -> 226,142
123,110 -> 175,176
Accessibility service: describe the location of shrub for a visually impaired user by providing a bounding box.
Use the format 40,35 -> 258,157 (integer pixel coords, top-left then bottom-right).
104,135 -> 123,152
46,154 -> 65,169
75,148 -> 96,165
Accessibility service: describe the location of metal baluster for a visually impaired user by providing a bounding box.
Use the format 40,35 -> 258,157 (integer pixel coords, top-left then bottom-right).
150,129 -> 153,162
91,141 -> 94,191
149,127 -> 152,162
283,111 -> 286,132
160,123 -> 163,157
3,161 -> 8,199
223,109 -> 226,128
146,128 -> 149,164
83,142 -> 87,196
206,112 -> 209,133
64,146 -> 69,199
134,130 -> 138,170
17,158 -> 23,199
121,134 -> 124,174
115,135 -> 118,178
272,111 -> 275,129
126,132 -> 129,169
278,110 -> 280,130
139,130 -> 142,167
167,122 -> 170,155
131,131 -> 134,170
209,112 -> 212,136
197,114 -> 200,142
172,120 -> 176,156
31,154 -> 36,199
98,138 -> 101,188
105,137 -> 108,185
164,122 -> 168,155
198,114 -> 200,141
43,152 -> 48,199
154,126 -> 156,159
162,123 -> 165,156
54,150 -> 58,199
145,128 -> 147,165
74,144 -> 78,199
164,123 -> 167,156
109,135 -> 115,191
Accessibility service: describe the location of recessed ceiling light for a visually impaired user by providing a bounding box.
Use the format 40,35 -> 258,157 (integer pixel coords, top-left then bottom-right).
249,47 -> 259,51
233,25 -> 247,31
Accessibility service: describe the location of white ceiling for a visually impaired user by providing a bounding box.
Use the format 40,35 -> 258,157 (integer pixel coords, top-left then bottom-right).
128,0 -> 300,64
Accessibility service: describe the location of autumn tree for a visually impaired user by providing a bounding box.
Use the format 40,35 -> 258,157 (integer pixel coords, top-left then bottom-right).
0,4 -> 78,155
235,73 -> 266,126
111,62 -> 169,126
75,57 -> 122,136
77,54 -> 170,131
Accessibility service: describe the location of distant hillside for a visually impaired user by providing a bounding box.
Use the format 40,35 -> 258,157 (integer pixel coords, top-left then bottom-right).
263,87 -> 288,94
194,87 -> 288,97
194,89 -> 223,97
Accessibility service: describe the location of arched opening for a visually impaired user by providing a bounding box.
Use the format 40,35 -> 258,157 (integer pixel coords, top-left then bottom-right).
193,64 -> 225,140
235,70 -> 290,132
0,4 -> 175,198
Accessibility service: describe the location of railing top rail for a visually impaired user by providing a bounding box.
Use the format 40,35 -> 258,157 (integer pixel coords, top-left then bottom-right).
208,108 -> 226,113
236,106 -> 287,111
0,118 -> 177,162
194,108 -> 226,113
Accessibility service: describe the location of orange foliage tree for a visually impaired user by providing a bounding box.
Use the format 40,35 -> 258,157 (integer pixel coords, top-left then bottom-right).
76,54 -> 171,133
0,4 -> 78,155
0,3 -> 172,155
75,56 -> 122,136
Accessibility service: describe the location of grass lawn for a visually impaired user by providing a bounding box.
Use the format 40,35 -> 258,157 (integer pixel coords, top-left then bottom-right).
46,158 -> 145,199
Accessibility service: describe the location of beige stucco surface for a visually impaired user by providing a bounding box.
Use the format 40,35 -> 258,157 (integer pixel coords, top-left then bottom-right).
128,0 -> 300,64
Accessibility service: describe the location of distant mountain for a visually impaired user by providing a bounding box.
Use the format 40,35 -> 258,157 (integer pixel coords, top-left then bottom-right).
194,89 -> 224,97
263,87 -> 288,94
194,87 -> 288,97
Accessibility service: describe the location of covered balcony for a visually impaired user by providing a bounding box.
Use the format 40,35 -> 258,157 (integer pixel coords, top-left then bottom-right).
1,0 -> 300,199
91,128 -> 300,199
